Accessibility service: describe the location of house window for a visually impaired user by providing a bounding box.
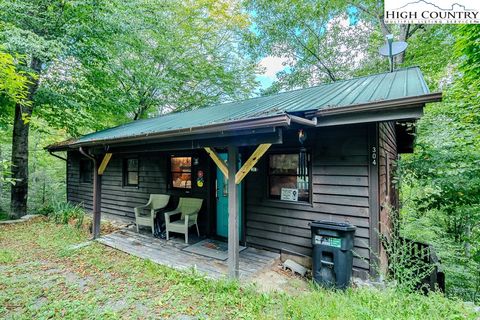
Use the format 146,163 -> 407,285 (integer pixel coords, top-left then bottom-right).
268,153 -> 310,202
79,159 -> 92,183
123,158 -> 139,186
171,156 -> 192,189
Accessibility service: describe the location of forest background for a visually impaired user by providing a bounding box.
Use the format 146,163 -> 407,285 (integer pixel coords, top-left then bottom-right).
0,0 -> 478,302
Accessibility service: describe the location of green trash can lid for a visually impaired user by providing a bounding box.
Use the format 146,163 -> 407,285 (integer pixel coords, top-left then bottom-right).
309,220 -> 356,232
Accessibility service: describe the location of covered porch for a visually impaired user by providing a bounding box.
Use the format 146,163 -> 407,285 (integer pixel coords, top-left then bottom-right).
84,123 -> 289,279
98,228 -> 280,280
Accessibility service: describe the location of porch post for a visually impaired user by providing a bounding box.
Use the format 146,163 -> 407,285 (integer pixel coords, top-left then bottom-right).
92,158 -> 102,239
227,144 -> 239,279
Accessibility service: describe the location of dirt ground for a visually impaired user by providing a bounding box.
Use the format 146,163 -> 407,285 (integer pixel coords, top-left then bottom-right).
249,262 -> 310,294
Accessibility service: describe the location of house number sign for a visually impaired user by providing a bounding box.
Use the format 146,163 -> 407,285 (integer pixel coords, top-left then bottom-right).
371,146 -> 377,166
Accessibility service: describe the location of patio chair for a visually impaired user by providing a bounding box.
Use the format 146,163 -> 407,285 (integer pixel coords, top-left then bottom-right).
164,197 -> 203,244
134,194 -> 170,234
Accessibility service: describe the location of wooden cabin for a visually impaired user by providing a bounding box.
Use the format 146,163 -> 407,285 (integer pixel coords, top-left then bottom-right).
47,67 -> 442,279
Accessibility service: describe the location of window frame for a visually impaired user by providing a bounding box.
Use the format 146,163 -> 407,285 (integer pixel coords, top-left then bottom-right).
266,151 -> 312,204
169,155 -> 193,190
123,157 -> 139,188
79,158 -> 93,184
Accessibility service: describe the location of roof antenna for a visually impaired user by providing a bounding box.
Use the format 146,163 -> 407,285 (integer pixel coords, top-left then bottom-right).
378,34 -> 408,72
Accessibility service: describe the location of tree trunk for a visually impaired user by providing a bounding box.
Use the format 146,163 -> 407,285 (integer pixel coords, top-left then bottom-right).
9,57 -> 41,218
10,104 -> 32,218
396,25 -> 410,65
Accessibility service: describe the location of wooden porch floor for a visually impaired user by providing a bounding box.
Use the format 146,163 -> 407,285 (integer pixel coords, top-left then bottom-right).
97,228 -> 280,280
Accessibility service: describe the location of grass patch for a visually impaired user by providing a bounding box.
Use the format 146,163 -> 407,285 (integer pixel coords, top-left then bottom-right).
0,249 -> 19,263
0,210 -> 9,221
0,220 -> 477,319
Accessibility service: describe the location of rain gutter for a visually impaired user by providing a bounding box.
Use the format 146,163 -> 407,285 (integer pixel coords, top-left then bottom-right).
68,114 -> 291,149
313,92 -> 442,117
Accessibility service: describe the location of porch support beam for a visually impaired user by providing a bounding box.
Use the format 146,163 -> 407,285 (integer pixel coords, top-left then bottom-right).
235,143 -> 271,184
98,153 -> 112,175
204,147 -> 228,178
92,160 -> 102,239
227,145 -> 239,279
79,147 -> 102,239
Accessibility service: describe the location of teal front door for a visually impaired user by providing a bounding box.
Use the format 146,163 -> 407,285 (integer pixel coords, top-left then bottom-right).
216,153 -> 242,239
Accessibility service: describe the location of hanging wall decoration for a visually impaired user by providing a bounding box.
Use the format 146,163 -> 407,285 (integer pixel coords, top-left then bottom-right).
196,170 -> 204,187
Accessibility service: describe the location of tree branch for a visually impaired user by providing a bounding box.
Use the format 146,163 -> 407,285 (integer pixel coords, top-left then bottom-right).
289,29 -> 336,82
407,24 -> 423,39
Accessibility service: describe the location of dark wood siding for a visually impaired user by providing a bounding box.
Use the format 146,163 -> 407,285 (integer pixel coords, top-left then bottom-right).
379,121 -> 398,210
67,150 -> 214,234
244,125 -> 372,276
67,152 -> 93,211
66,123 -> 387,277
378,121 -> 399,269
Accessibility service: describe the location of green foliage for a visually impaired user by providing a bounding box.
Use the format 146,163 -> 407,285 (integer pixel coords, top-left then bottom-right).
1,220 -> 477,319
0,248 -> 19,263
33,57 -> 99,136
402,25 -> 456,90
0,0 -> 124,134
0,0 -> 478,306
400,24 -> 480,302
0,0 -> 259,219
0,210 -> 8,221
0,158 -> 15,185
84,0 -> 258,119
281,287 -> 473,320
381,208 -> 435,293
244,0 -> 372,91
0,125 -> 67,215
48,201 -> 84,229
455,25 -> 480,83
0,49 -> 29,105
243,0 -> 431,92
0,0 -> 260,146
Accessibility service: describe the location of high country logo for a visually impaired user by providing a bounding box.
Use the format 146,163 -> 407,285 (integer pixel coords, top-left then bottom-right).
384,0 -> 480,24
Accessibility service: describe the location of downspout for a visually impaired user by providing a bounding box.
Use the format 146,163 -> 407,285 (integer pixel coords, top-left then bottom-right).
79,147 -> 101,239
49,151 -> 67,161
79,146 -> 95,162
289,114 -> 318,127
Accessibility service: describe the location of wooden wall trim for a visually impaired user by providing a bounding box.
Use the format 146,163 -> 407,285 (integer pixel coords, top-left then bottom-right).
368,123 -> 380,276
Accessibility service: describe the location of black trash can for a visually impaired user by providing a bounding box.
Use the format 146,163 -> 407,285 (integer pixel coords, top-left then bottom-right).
310,220 -> 356,289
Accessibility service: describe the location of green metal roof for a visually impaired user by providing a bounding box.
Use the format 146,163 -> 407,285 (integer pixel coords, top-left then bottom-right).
65,67 -> 436,147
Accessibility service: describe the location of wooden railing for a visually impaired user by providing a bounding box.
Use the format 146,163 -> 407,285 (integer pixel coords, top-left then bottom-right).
399,237 -> 445,293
